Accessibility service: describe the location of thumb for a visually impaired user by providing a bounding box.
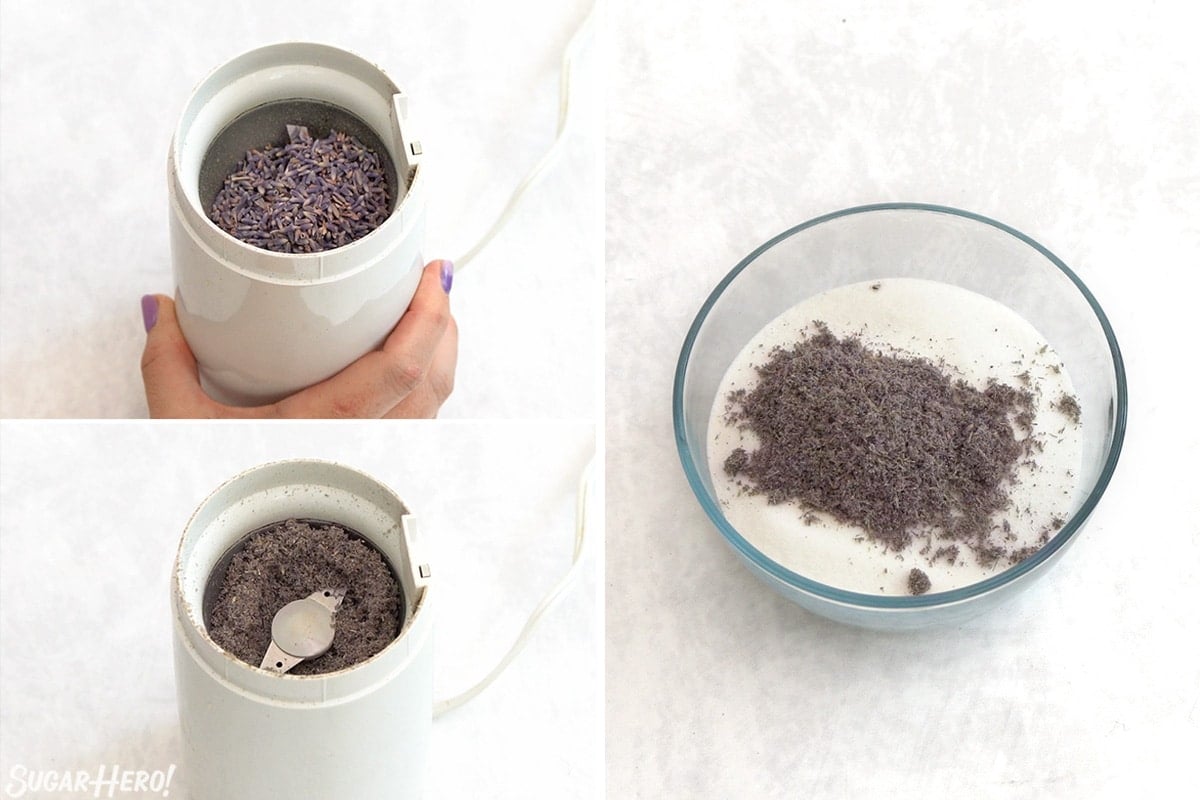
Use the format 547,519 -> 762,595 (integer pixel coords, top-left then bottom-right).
139,294 -> 214,417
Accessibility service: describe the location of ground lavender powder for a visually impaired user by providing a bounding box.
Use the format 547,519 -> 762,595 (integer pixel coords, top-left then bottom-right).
209,125 -> 390,253
907,568 -> 932,596
723,322 -> 1039,575
207,519 -> 402,674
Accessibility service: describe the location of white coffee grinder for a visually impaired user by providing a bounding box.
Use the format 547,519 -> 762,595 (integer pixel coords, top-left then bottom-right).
171,460 -> 433,799
167,43 -> 426,405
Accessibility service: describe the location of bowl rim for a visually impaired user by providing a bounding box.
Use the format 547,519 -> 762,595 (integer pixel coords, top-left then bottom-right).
672,202 -> 1128,610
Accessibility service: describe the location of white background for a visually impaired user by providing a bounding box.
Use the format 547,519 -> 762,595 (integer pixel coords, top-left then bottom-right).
606,1 -> 1199,797
5,0 -> 1200,798
0,422 -> 601,799
0,0 -> 600,419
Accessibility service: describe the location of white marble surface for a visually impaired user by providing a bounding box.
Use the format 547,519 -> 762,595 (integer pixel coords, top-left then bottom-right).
0,0 -> 600,419
0,422 -> 600,799
606,1 -> 1199,797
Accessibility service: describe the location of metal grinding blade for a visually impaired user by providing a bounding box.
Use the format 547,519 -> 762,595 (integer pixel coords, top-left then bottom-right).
260,588 -> 347,674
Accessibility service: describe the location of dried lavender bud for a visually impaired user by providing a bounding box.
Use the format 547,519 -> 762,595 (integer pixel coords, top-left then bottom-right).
209,125 -> 391,253
724,323 -> 1039,566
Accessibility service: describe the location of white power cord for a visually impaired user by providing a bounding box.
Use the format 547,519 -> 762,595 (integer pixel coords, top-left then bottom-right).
433,456 -> 595,717
431,4 -> 599,717
451,0 -> 598,271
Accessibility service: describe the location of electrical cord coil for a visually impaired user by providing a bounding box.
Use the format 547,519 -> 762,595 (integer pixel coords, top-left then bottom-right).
433,455 -> 595,717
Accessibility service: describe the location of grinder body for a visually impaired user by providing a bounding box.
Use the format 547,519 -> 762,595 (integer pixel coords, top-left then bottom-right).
172,460 -> 433,799
167,43 -> 425,406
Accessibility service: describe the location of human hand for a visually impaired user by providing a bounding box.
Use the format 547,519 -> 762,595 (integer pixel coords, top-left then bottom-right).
140,260 -> 457,418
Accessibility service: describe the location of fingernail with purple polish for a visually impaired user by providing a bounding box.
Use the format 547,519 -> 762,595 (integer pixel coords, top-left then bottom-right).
439,260 -> 454,294
141,295 -> 158,332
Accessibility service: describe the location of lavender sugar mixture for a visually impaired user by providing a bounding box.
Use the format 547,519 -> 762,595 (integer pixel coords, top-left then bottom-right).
711,280 -> 1085,596
209,125 -> 390,253
723,322 -> 1040,569
207,519 -> 402,674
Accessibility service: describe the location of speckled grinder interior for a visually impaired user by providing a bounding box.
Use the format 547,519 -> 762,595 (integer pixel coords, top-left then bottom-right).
199,518 -> 407,648
197,98 -> 401,216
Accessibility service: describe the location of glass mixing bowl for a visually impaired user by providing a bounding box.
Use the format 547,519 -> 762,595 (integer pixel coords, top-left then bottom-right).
673,203 -> 1127,629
